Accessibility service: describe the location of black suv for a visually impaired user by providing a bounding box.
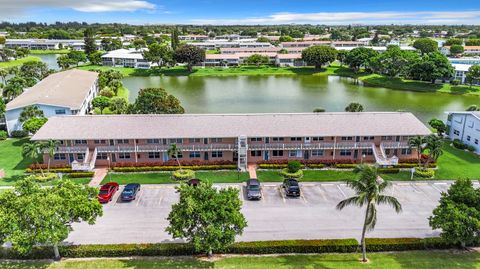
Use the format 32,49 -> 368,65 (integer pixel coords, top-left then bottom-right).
246,178 -> 262,200
282,178 -> 300,197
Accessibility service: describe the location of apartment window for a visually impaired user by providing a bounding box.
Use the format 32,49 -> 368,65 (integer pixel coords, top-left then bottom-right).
210,138 -> 223,143
53,153 -> 66,160
147,139 -> 160,144
289,150 -> 302,157
74,140 -> 87,145
211,151 -> 223,158
250,150 -> 262,157
117,139 -> 129,144
341,136 -> 353,141
169,138 -> 183,144
312,137 -> 324,141
475,139 -> 479,145
272,137 -> 284,142
290,137 -> 302,142
340,150 -> 352,156
361,149 -> 374,156
250,137 -> 262,142
189,151 -> 201,158
148,152 -> 160,159
453,130 -> 460,136
381,136 -> 393,141
55,109 -> 66,115
94,140 -> 106,144
170,151 -> 183,158
189,138 -> 201,143
76,153 -> 84,160
385,149 -> 391,155
467,136 -> 471,141
118,153 -> 131,159
96,153 -> 108,160
311,150 -> 324,156
363,136 -> 374,141
401,148 -> 412,155
272,150 -> 284,157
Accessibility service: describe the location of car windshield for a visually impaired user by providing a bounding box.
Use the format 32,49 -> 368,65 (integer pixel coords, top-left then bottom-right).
99,189 -> 109,194
123,190 -> 133,194
288,181 -> 299,187
248,185 -> 260,191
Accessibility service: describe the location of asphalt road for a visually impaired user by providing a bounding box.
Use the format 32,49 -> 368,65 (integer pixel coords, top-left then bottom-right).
66,181 -> 475,245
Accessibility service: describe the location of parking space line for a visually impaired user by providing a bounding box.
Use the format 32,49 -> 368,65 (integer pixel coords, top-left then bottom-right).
317,186 -> 327,201
278,187 -> 286,203
260,189 -> 266,203
434,182 -> 448,185
336,185 -> 347,198
135,189 -> 144,207
158,195 -> 164,206
300,191 -> 308,204
430,183 -> 443,193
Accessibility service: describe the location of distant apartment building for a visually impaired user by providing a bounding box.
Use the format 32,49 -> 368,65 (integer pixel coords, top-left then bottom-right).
101,48 -> 151,68
5,70 -> 99,135
188,41 -> 273,50
31,112 -> 431,171
179,35 -> 209,41
442,46 -> 480,56
5,39 -> 101,51
446,112 -> 480,154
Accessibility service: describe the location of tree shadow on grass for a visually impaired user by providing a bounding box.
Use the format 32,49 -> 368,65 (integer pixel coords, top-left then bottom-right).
121,257 -> 214,269
391,250 -> 480,269
0,260 -> 51,269
450,86 -> 480,95
362,76 -> 443,93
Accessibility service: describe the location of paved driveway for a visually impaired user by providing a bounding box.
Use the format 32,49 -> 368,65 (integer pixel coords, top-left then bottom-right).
66,181 -> 477,245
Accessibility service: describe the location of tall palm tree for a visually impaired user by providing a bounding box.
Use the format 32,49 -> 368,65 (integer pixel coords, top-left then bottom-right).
408,136 -> 425,167
42,140 -> 60,172
336,165 -> 402,262
424,135 -> 443,169
22,141 -> 45,176
167,143 -> 182,171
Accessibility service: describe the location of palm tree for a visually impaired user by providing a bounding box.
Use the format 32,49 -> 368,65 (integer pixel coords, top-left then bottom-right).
344,102 -> 364,112
336,165 -> 402,262
167,143 -> 182,170
42,140 -> 60,172
22,141 -> 45,176
424,135 -> 443,169
408,136 -> 425,167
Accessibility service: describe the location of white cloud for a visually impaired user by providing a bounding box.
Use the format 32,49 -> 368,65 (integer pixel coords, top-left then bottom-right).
0,0 -> 156,16
191,10 -> 480,25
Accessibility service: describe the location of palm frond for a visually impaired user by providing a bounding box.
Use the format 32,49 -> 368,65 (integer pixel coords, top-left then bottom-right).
336,196 -> 362,210
377,195 -> 402,213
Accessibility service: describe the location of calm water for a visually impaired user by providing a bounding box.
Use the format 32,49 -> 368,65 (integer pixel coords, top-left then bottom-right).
34,54 -> 61,70
122,75 -> 480,123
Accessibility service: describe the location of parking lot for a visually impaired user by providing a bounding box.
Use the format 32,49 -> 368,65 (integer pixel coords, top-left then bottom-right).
66,181 -> 477,245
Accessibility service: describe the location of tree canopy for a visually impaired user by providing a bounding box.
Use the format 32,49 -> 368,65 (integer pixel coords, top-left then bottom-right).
301,46 -> 337,69
345,102 -> 364,112
131,87 -> 185,114
413,38 -> 438,55
174,45 -> 205,72
345,47 -> 379,72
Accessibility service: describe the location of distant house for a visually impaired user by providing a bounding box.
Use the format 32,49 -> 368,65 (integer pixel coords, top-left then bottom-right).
442,46 -> 480,56
101,48 -> 151,68
446,111 -> 480,154
452,64 -> 472,84
5,70 -> 99,135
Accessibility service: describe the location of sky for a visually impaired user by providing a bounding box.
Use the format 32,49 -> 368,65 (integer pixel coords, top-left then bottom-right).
1,0 -> 480,25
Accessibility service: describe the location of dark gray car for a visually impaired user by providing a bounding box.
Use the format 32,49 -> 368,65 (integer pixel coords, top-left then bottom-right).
246,178 -> 262,200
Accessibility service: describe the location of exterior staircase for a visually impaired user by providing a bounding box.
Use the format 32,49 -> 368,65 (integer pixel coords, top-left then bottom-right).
237,136 -> 248,171
373,144 -> 399,166
72,148 -> 97,171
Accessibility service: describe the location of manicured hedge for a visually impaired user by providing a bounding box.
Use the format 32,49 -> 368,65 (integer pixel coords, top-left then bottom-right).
114,160 -> 235,167
112,165 -> 237,172
377,168 -> 400,174
67,172 -> 95,178
365,237 -> 452,252
227,239 -> 359,254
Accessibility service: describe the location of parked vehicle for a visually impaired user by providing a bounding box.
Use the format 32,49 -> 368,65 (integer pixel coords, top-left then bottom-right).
121,183 -> 141,201
98,182 -> 119,203
187,178 -> 201,187
282,178 -> 300,197
246,178 -> 262,200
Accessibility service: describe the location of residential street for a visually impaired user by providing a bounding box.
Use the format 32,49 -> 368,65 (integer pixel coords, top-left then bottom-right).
66,181 -> 474,245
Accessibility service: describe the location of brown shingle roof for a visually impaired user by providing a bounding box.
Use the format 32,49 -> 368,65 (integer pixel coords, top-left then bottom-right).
6,69 -> 98,111
32,112 -> 431,140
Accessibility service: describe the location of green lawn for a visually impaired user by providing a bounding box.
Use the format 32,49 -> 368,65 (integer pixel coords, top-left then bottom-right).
257,169 -> 356,182
0,56 -> 41,68
1,251 -> 479,268
29,49 -> 70,54
0,138 -> 32,185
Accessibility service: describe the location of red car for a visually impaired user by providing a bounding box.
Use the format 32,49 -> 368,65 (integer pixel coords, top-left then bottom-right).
98,182 -> 119,203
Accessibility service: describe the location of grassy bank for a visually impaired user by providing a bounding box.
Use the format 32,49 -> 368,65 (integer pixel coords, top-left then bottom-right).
0,138 -> 31,185
1,250 -> 479,268
0,56 -> 41,68
29,49 -> 70,54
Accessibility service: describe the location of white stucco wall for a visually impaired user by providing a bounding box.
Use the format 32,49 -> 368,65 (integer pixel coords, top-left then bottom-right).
447,113 -> 480,154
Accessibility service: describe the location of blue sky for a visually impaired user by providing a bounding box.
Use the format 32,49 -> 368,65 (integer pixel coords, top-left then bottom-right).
1,0 -> 480,24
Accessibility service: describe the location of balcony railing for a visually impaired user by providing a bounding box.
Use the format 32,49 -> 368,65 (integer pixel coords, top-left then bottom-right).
381,142 -> 410,149
51,146 -> 88,154
96,144 -> 237,153
249,142 -> 374,151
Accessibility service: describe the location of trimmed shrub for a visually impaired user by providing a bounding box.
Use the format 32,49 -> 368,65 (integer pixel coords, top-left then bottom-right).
227,239 -> 359,254
0,130 -> 7,140
307,163 -> 326,169
287,160 -> 302,173
281,168 -> 303,179
414,168 -> 435,178
452,139 -> 468,150
467,145 -> 476,152
377,168 -> 400,174
112,165 -> 236,172
113,160 -> 235,168
172,169 -> 195,180
335,163 -> 357,169
258,163 -> 288,169
365,237 -> 452,252
450,79 -> 460,86
67,172 -> 95,178
10,130 -> 28,138
29,173 -> 58,183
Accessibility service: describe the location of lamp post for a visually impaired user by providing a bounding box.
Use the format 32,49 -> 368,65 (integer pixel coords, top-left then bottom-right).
237,167 -> 241,181
107,155 -> 112,182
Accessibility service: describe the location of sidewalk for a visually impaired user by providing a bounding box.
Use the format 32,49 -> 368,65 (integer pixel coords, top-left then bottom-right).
88,168 -> 108,187
247,164 -> 257,178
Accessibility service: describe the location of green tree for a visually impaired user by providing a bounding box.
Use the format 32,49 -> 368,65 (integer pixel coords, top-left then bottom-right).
444,38 -> 463,46
23,117 -> 48,134
279,36 -> 294,42
22,141 -> 44,174
466,105 -> 479,111
244,54 -> 270,67
424,134 -> 443,168
0,36 -> 5,45
20,61 -> 49,81
3,76 -> 26,101
466,65 -> 480,87
19,105 -> 44,123
56,55 -> 75,70
131,88 -> 185,114
167,143 -> 182,169
108,97 -> 129,114
449,45 -> 464,56
132,39 -> 147,49
301,46 -> 337,69
313,107 -> 325,112
345,47 -> 379,72
256,37 -> 270,43
0,177 -> 102,259
337,165 -> 402,262
344,102 -> 364,112
174,45 -> 205,72
407,52 -> 454,83
42,139 -> 60,172
171,28 -> 180,51
83,28 -> 97,55
408,136 -> 426,167
413,38 -> 438,55
336,50 -> 348,66
0,98 -> 5,115
66,51 -> 87,66
87,51 -> 103,65
429,179 -> 480,248
369,46 -> 418,78
143,43 -> 173,69
428,118 -> 447,136
465,39 -> 480,46
166,181 -> 247,256
92,96 -> 111,111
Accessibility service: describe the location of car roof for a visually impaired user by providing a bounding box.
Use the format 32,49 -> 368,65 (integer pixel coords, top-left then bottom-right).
125,183 -> 139,188
248,178 -> 259,184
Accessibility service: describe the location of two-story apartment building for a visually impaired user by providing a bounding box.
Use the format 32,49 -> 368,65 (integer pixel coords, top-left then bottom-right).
446,111 -> 480,154
5,70 -> 99,135
101,48 -> 151,69
31,112 -> 431,171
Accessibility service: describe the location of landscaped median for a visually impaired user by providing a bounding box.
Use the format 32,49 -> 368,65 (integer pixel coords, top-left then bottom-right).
0,237 -> 458,259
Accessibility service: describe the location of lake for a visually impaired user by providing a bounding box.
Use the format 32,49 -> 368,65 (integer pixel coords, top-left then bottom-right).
34,54 -> 61,70
122,75 -> 480,123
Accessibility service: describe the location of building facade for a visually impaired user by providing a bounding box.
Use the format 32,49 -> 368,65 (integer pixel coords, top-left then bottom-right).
31,113 -> 431,171
101,48 -> 151,68
446,112 -> 480,154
